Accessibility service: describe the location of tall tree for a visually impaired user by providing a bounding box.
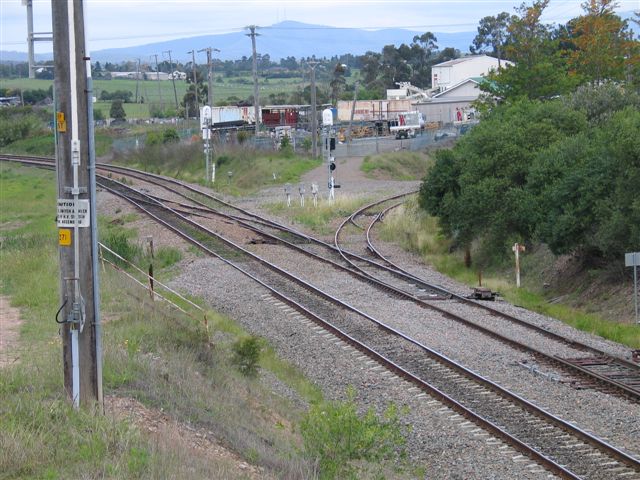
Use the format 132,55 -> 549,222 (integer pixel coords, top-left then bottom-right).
565,0 -> 639,83
471,12 -> 514,67
330,63 -> 347,104
482,0 -> 577,100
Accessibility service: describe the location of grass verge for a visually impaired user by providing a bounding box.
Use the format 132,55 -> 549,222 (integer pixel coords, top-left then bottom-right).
378,198 -> 640,349
360,151 -> 433,180
114,141 -> 321,195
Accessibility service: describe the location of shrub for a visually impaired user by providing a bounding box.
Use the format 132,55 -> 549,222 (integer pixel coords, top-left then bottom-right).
231,336 -> 262,377
101,231 -> 141,266
237,131 -> 249,144
299,387 -> 408,479
110,100 -> 126,121
162,128 -> 179,144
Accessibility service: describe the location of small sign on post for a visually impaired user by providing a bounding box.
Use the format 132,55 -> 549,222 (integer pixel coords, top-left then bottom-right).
625,252 -> 640,324
57,199 -> 90,228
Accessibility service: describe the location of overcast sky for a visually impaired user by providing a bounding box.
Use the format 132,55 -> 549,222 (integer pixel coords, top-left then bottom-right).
1,0 -> 637,54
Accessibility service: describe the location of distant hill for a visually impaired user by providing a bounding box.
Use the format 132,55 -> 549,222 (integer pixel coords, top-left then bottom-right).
88,21 -> 477,63
3,11 -> 637,64
0,21 -> 476,64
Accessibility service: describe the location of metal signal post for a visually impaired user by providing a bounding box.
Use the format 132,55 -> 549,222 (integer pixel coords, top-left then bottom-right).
52,0 -> 102,409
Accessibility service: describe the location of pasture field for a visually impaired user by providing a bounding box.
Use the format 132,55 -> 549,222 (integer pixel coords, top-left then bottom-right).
1,74 -> 311,117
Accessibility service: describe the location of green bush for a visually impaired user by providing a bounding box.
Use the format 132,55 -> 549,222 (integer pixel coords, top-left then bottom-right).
420,89 -> 640,261
0,108 -> 44,147
237,131 -> 249,144
162,128 -> 179,144
300,387 -> 408,479
231,336 -> 262,377
101,231 -> 142,266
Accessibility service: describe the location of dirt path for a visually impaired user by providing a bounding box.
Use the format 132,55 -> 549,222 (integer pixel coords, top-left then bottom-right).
0,295 -> 22,368
106,396 -> 265,479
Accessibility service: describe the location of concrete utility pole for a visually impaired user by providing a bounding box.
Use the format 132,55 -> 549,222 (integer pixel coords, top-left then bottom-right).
198,47 -> 220,107
187,49 -> 198,116
134,58 -> 140,103
163,50 -> 179,111
307,61 -> 320,157
51,0 -> 102,410
23,0 -> 52,79
246,26 -> 261,135
152,54 -> 163,112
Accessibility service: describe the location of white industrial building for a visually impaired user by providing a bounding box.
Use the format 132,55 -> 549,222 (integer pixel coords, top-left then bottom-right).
431,55 -> 512,93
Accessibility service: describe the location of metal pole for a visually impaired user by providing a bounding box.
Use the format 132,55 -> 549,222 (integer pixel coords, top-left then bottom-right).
309,61 -> 319,158
52,0 -> 100,408
26,0 -> 35,78
246,26 -> 261,135
85,37 -> 103,412
163,50 -> 179,111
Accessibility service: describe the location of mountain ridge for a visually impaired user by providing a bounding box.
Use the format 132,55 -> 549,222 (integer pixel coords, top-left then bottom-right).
1,20 -> 476,64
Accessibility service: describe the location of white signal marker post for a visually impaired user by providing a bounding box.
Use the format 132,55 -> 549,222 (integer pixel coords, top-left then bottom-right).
512,243 -> 525,288
322,108 -> 336,202
625,252 -> 640,324
201,105 -> 212,184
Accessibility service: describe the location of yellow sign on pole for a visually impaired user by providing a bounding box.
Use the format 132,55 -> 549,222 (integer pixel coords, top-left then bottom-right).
56,112 -> 67,133
59,228 -> 72,246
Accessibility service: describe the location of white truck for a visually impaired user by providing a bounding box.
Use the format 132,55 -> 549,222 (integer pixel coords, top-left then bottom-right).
389,111 -> 424,139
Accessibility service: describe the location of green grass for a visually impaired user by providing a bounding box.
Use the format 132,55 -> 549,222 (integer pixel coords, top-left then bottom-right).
114,142 -> 321,194
0,129 -> 113,157
266,193 -> 373,234
361,151 -> 433,180
1,76 -> 314,119
378,199 -> 640,349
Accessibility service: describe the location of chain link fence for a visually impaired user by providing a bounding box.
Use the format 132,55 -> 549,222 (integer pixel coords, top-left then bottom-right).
109,121 -> 477,157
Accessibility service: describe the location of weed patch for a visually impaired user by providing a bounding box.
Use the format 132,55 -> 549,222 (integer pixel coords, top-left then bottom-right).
300,387 -> 409,479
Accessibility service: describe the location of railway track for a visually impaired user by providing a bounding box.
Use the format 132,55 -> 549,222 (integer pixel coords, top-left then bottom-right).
4,154 -> 640,478
334,195 -> 640,402
4,154 -> 640,401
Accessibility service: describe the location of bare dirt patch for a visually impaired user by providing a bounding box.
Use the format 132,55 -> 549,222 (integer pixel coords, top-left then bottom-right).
0,295 -> 22,368
105,395 -> 265,479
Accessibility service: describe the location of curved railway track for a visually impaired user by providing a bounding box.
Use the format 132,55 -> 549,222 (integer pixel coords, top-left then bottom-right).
4,154 -> 640,478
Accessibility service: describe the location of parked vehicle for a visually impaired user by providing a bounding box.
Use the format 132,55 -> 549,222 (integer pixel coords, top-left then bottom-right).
389,111 -> 424,139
